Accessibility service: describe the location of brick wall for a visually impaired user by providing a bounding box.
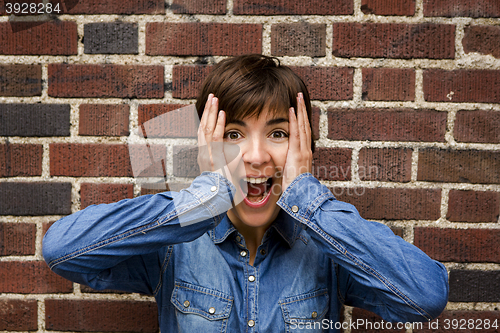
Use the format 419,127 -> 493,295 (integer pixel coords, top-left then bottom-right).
1,0 -> 499,332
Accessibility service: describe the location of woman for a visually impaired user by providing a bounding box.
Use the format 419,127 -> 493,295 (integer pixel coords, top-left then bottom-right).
43,54 -> 448,332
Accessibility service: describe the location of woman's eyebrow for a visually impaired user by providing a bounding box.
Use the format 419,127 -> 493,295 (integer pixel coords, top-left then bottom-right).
266,118 -> 289,126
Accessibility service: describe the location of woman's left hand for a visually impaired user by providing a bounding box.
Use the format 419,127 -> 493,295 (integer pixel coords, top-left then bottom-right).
281,92 -> 313,192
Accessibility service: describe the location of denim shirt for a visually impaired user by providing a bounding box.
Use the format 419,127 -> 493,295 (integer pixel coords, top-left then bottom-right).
43,172 -> 449,332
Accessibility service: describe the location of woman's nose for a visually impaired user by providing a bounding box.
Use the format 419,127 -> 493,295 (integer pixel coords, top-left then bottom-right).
241,138 -> 271,166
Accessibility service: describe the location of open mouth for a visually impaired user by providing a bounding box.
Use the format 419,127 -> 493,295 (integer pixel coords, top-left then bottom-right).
239,177 -> 273,208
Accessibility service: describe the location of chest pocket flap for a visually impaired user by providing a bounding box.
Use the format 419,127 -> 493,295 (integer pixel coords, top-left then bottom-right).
171,281 -> 233,321
279,289 -> 329,324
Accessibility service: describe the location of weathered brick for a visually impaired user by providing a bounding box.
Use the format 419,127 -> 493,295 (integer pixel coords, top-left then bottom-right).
172,65 -> 212,99
362,68 -> 415,101
84,23 -> 138,54
332,188 -> 441,220
361,0 -> 415,16
146,23 -> 262,56
0,104 -> 70,137
0,21 -> 77,55
171,0 -> 226,14
79,104 -> 130,136
48,64 -> 164,98
449,270 -> 500,302
45,299 -> 158,332
0,64 -> 41,96
271,23 -> 326,57
415,311 -> 500,333
463,25 -> 500,58
233,0 -> 353,15
0,144 -> 42,177
332,23 -> 455,59
0,182 -> 71,216
454,110 -> 500,143
173,145 -> 199,178
138,104 -> 198,138
358,148 -> 412,182
312,148 -> 352,181
141,183 -> 191,195
424,69 -> 500,103
80,284 -> 130,293
291,67 -> 353,101
351,307 -> 405,332
417,148 -> 500,184
0,222 -> 36,256
0,299 -> 37,331
0,261 -> 72,293
311,106 -> 320,141
60,0 -> 164,14
447,190 -> 499,223
414,228 -> 500,263
327,109 -> 447,142
423,0 -> 500,18
80,183 -> 134,209
50,144 -> 132,177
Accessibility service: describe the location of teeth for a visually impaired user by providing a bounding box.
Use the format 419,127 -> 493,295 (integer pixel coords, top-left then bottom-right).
244,177 -> 269,184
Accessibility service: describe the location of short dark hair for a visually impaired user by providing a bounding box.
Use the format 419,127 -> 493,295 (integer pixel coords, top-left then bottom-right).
196,54 -> 315,152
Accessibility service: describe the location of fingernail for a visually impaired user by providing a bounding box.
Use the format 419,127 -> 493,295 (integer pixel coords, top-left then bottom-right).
212,97 -> 217,105
208,93 -> 213,99
298,92 -> 303,99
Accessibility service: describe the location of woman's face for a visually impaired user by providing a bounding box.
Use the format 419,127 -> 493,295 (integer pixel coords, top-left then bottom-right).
223,108 -> 289,230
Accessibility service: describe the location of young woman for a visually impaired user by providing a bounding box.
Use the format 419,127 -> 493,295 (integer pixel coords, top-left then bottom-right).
43,54 -> 448,332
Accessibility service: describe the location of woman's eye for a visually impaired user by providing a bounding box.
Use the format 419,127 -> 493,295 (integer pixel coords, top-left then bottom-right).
225,131 -> 241,140
271,130 -> 288,139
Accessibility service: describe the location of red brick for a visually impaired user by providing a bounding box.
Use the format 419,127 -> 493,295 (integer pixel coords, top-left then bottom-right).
415,311 -> 500,333
0,64 -> 41,96
447,190 -> 499,223
463,25 -> 500,58
291,67 -> 354,101
172,65 -> 212,99
361,0 -> 415,16
146,23 -> 262,56
50,143 -> 132,177
362,68 -> 415,101
327,109 -> 447,142
449,270 -> 500,302
141,183 -> 191,195
171,0 -> 226,14
80,183 -> 134,209
42,222 -> 55,237
45,299 -> 158,332
312,148 -> 352,181
271,23 -> 326,57
80,284 -> 130,294
0,21 -> 77,55
0,261 -> 72,293
60,0 -> 164,14
233,0 -> 353,15
414,228 -> 500,263
0,144 -> 42,177
0,299 -> 37,331
417,148 -> 500,184
332,23 -> 455,59
138,104 -> 198,138
311,106 -> 320,141
454,110 -> 500,143
79,104 -> 129,136
0,222 -> 36,256
173,145 -> 199,178
332,187 -> 441,220
423,0 -> 500,18
358,148 -> 412,182
351,308 -> 405,332
424,69 -> 500,103
48,64 -> 164,98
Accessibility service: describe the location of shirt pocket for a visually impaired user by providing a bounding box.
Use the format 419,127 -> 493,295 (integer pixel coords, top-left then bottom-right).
279,289 -> 329,332
170,281 -> 233,333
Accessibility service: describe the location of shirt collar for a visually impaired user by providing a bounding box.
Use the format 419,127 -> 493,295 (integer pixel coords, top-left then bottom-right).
210,210 -> 303,248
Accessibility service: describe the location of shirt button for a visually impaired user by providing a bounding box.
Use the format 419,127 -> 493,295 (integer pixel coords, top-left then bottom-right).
210,186 -> 217,192
236,235 -> 241,242
248,320 -> 255,327
291,205 -> 299,213
183,300 -> 190,308
240,250 -> 247,257
248,275 -> 255,282
260,249 -> 266,255
209,307 -> 216,314
311,311 -> 318,319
